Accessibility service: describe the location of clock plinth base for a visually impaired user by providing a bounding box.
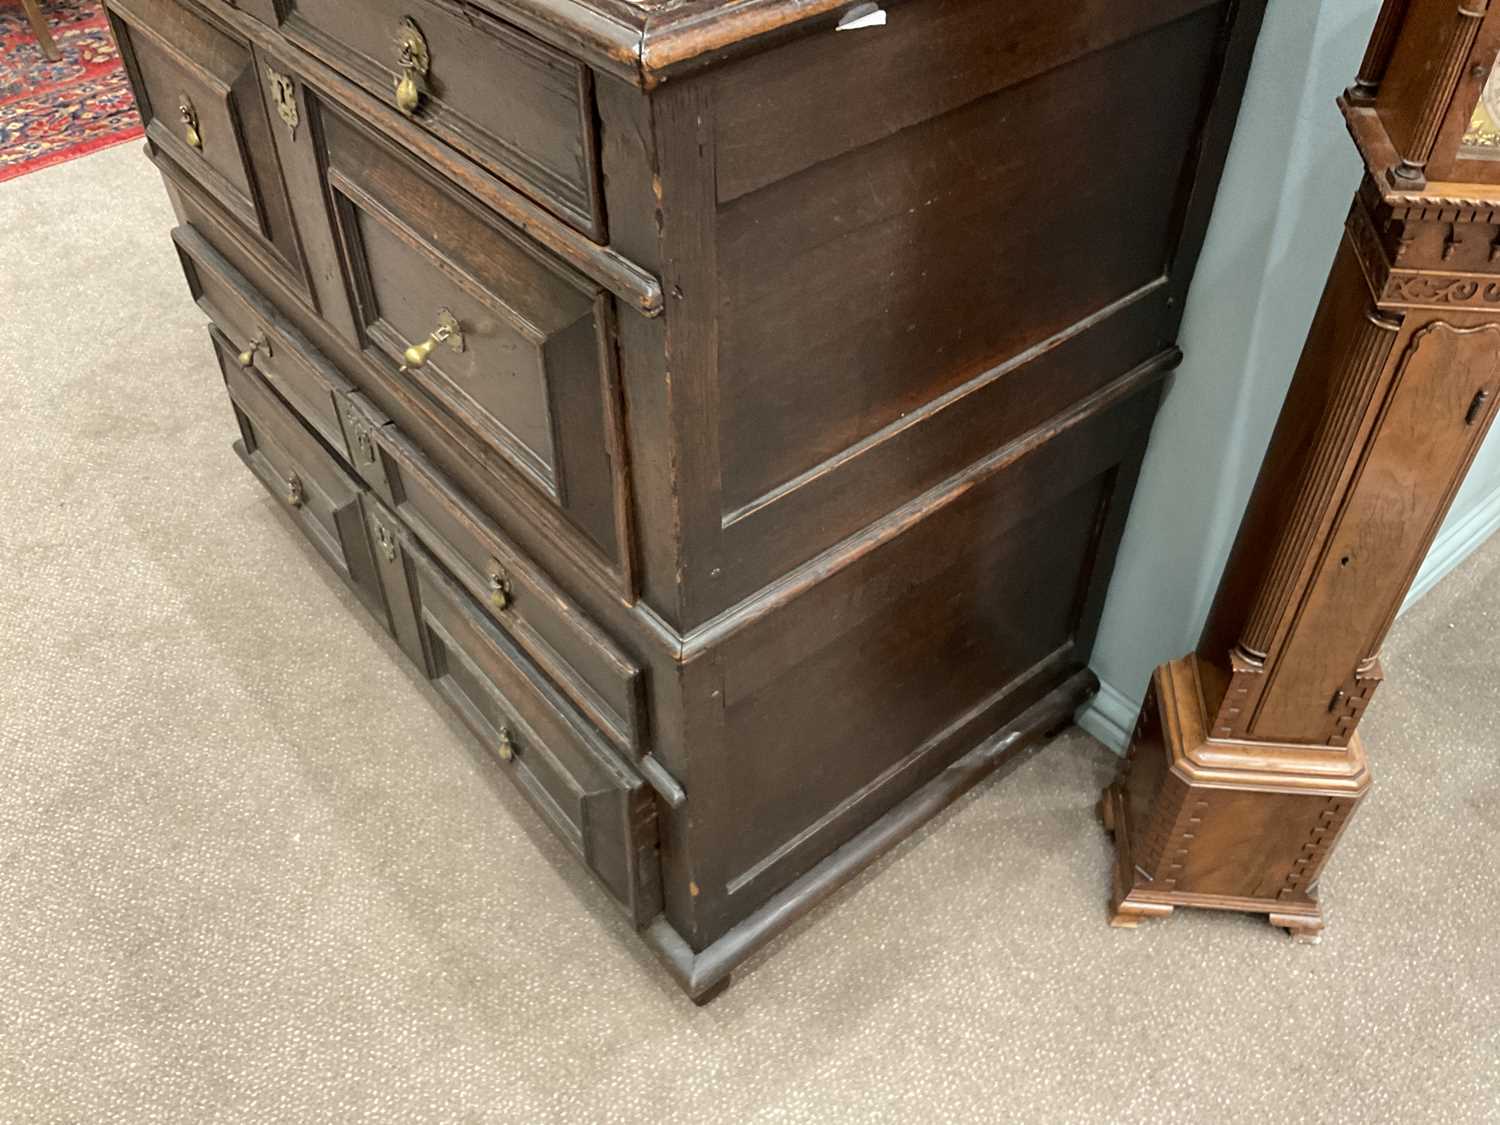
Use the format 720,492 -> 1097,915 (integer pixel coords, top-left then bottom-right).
1100,657 -> 1369,941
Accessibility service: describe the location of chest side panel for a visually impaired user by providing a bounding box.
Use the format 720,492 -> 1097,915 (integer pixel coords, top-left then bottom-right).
694,0 -> 1230,615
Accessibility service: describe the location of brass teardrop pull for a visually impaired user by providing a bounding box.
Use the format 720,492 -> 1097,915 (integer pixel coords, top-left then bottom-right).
399,308 -> 463,372
496,727 -> 516,762
179,94 -> 202,150
237,333 -> 271,369
393,17 -> 430,117
284,471 -> 305,509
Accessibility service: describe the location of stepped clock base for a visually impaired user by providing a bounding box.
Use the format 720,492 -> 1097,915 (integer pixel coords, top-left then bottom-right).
1099,656 -> 1369,941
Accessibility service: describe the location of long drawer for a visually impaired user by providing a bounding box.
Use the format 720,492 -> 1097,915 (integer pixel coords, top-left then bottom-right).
281,0 -> 603,238
215,330 -> 386,622
366,507 -> 662,925
344,393 -> 647,754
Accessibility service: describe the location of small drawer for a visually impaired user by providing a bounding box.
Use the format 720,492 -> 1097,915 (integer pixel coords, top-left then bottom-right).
214,330 -> 386,622
371,515 -> 661,925
282,0 -> 602,238
108,0 -> 309,294
178,226 -> 349,455
343,392 -> 647,754
318,104 -> 630,579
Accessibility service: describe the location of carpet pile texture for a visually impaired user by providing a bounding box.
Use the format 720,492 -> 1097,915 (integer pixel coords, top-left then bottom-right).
1,0 -> 141,183
1,144 -> 1498,1124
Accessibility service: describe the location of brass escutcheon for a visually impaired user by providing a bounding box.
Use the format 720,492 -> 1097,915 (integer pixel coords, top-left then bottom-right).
376,524 -> 398,562
267,65 -> 299,137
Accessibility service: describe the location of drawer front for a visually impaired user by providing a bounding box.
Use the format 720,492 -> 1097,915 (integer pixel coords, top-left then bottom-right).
215,331 -> 385,620
372,517 -> 660,925
343,393 -> 646,752
108,0 -> 309,295
283,0 -> 602,237
177,226 -> 349,453
319,104 -> 630,579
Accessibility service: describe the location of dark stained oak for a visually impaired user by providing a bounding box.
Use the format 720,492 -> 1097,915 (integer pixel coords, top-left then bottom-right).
109,0 -> 1265,999
283,0 -> 606,236
320,104 -> 631,579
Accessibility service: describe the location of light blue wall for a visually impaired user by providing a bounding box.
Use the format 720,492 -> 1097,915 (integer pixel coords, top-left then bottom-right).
1079,0 -> 1500,750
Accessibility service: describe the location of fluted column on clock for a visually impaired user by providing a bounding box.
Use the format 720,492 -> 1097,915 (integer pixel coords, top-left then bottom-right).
1349,0 -> 1411,102
1389,0 -> 1489,184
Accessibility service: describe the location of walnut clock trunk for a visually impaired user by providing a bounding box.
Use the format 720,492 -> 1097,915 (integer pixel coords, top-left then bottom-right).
106,0 -> 1266,998
1103,0 -> 1500,941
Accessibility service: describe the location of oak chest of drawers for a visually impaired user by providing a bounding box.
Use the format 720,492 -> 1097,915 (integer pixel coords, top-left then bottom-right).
108,0 -> 1265,999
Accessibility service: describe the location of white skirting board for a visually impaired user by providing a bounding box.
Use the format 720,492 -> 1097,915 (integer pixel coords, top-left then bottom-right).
1078,485 -> 1500,754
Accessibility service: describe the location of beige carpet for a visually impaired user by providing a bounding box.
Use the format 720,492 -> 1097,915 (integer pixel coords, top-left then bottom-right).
3,144 -> 1499,1124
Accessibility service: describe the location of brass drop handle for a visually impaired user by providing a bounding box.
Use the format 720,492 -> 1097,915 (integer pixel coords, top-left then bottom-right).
496,726 -> 516,762
284,471 -> 305,509
237,333 -> 271,369
395,71 -> 422,116
393,17 -> 430,117
486,558 -> 512,611
179,94 -> 202,150
399,308 -> 464,372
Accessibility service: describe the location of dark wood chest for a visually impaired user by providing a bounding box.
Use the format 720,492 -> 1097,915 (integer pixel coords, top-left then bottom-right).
107,0 -> 1264,999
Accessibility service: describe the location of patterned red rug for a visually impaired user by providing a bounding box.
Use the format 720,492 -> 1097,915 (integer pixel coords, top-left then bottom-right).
1,0 -> 143,183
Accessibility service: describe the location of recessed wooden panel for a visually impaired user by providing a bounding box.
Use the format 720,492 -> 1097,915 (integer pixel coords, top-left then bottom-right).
108,0 -> 309,293
717,293 -> 1174,609
319,103 -> 629,574
283,0 -> 602,236
700,381 -> 1160,926
712,0 -> 1218,204
713,11 -> 1219,546
351,201 -> 562,488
